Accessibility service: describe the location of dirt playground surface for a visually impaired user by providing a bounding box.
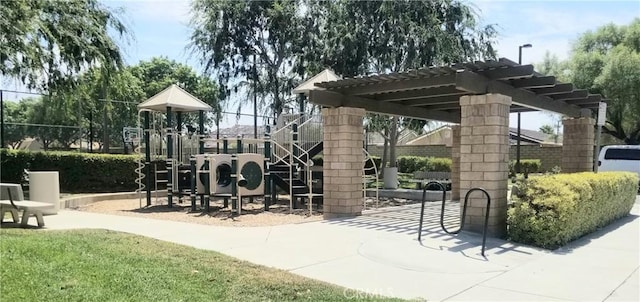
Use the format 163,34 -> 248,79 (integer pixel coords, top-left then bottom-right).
74,196 -> 419,227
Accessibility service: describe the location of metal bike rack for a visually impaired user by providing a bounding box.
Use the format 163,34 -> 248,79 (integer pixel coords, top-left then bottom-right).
417,182 -> 491,257
417,181 -> 447,241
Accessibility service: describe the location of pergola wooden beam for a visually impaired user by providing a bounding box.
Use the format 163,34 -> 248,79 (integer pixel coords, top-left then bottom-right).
335,73 -> 457,96
402,95 -> 461,107
456,70 -> 585,117
565,95 -> 603,105
550,90 -> 589,100
308,90 -> 460,123
455,71 -> 489,93
509,76 -> 556,88
477,65 -> 534,80
487,80 -> 583,116
529,83 -> 574,95
414,103 -> 461,111
373,85 -> 463,101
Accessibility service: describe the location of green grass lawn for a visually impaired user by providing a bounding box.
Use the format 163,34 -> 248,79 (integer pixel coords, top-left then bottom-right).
0,229 -> 403,301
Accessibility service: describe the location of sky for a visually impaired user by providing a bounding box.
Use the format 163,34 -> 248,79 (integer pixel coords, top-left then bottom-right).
4,0 -> 640,131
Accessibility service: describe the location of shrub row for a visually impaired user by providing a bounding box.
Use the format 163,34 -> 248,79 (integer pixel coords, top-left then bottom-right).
0,149 -> 144,193
508,159 -> 541,177
397,156 -> 452,173
508,172 -> 639,249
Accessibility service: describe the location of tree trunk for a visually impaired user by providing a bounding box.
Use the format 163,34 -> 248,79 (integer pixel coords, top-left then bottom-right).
381,128 -> 389,176
388,116 -> 399,168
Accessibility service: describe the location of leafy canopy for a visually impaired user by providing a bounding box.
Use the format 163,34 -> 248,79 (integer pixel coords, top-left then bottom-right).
189,0 -> 308,120
569,19 -> 640,144
0,0 -> 130,90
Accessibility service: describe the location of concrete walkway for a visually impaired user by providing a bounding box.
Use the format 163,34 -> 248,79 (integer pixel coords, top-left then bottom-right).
38,197 -> 639,301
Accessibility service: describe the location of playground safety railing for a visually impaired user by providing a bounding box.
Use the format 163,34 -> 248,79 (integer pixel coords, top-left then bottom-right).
296,114 -> 323,147
133,137 -> 145,208
363,148 -> 379,210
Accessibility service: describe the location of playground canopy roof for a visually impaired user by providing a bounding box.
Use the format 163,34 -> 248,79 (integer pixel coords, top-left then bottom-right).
292,69 -> 341,95
137,84 -> 213,112
305,58 -> 606,124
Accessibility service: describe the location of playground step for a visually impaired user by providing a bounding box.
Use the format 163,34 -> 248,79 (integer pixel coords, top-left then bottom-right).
269,166 -> 292,172
293,193 -> 323,198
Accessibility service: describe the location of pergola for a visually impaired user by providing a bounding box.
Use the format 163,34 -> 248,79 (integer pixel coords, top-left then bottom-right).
309,58 -> 604,123
305,58 -> 603,238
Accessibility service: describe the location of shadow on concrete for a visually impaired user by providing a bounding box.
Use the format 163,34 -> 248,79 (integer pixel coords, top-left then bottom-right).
553,213 -> 639,255
324,202 -> 536,260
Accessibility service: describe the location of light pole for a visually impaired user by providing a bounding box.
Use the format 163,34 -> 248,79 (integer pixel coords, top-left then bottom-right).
516,43 -> 532,174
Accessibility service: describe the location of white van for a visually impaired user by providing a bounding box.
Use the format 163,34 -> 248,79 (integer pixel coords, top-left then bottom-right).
597,145 -> 640,177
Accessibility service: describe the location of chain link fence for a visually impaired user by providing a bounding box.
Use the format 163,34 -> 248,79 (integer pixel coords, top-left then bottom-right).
1,89 -> 275,154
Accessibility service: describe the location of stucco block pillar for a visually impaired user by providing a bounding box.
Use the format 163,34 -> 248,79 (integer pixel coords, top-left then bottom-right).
562,117 -> 595,173
459,94 -> 511,238
451,125 -> 461,201
322,107 -> 365,219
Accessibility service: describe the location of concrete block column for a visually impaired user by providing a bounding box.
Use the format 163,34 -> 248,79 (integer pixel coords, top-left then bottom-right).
459,94 -> 511,238
451,125 -> 461,201
322,107 -> 365,219
562,117 -> 595,173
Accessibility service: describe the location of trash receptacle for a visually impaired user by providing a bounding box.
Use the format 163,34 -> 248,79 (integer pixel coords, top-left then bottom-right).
29,171 -> 60,215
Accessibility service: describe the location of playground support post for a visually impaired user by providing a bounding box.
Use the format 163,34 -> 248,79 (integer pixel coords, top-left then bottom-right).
231,155 -> 238,213
144,111 -> 152,206
190,156 -> 196,211
204,159 -> 210,212
166,106 -> 173,208
264,125 -> 271,211
176,111 -> 183,165
0,90 -> 4,148
253,54 -> 258,139
198,110 -> 205,154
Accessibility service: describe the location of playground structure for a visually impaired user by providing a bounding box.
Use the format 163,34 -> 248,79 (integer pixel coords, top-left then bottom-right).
132,84 -> 381,215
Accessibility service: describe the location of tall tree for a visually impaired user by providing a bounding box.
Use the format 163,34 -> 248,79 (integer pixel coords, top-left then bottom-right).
0,0 -> 130,90
189,0 -> 307,121
55,58 -> 220,152
2,100 -> 31,148
536,51 -> 570,82
22,94 -> 81,150
566,19 -> 640,144
129,57 -> 221,124
70,66 -> 146,151
539,124 -> 560,143
315,0 -> 497,168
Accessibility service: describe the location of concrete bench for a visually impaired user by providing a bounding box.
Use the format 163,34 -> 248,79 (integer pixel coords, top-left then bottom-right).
0,200 -> 53,228
1,183 -> 25,200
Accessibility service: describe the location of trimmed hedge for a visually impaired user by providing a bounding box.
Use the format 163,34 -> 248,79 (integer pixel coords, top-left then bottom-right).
508,172 -> 639,249
1,149 -> 142,193
508,159 -> 541,177
397,156 -> 451,173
